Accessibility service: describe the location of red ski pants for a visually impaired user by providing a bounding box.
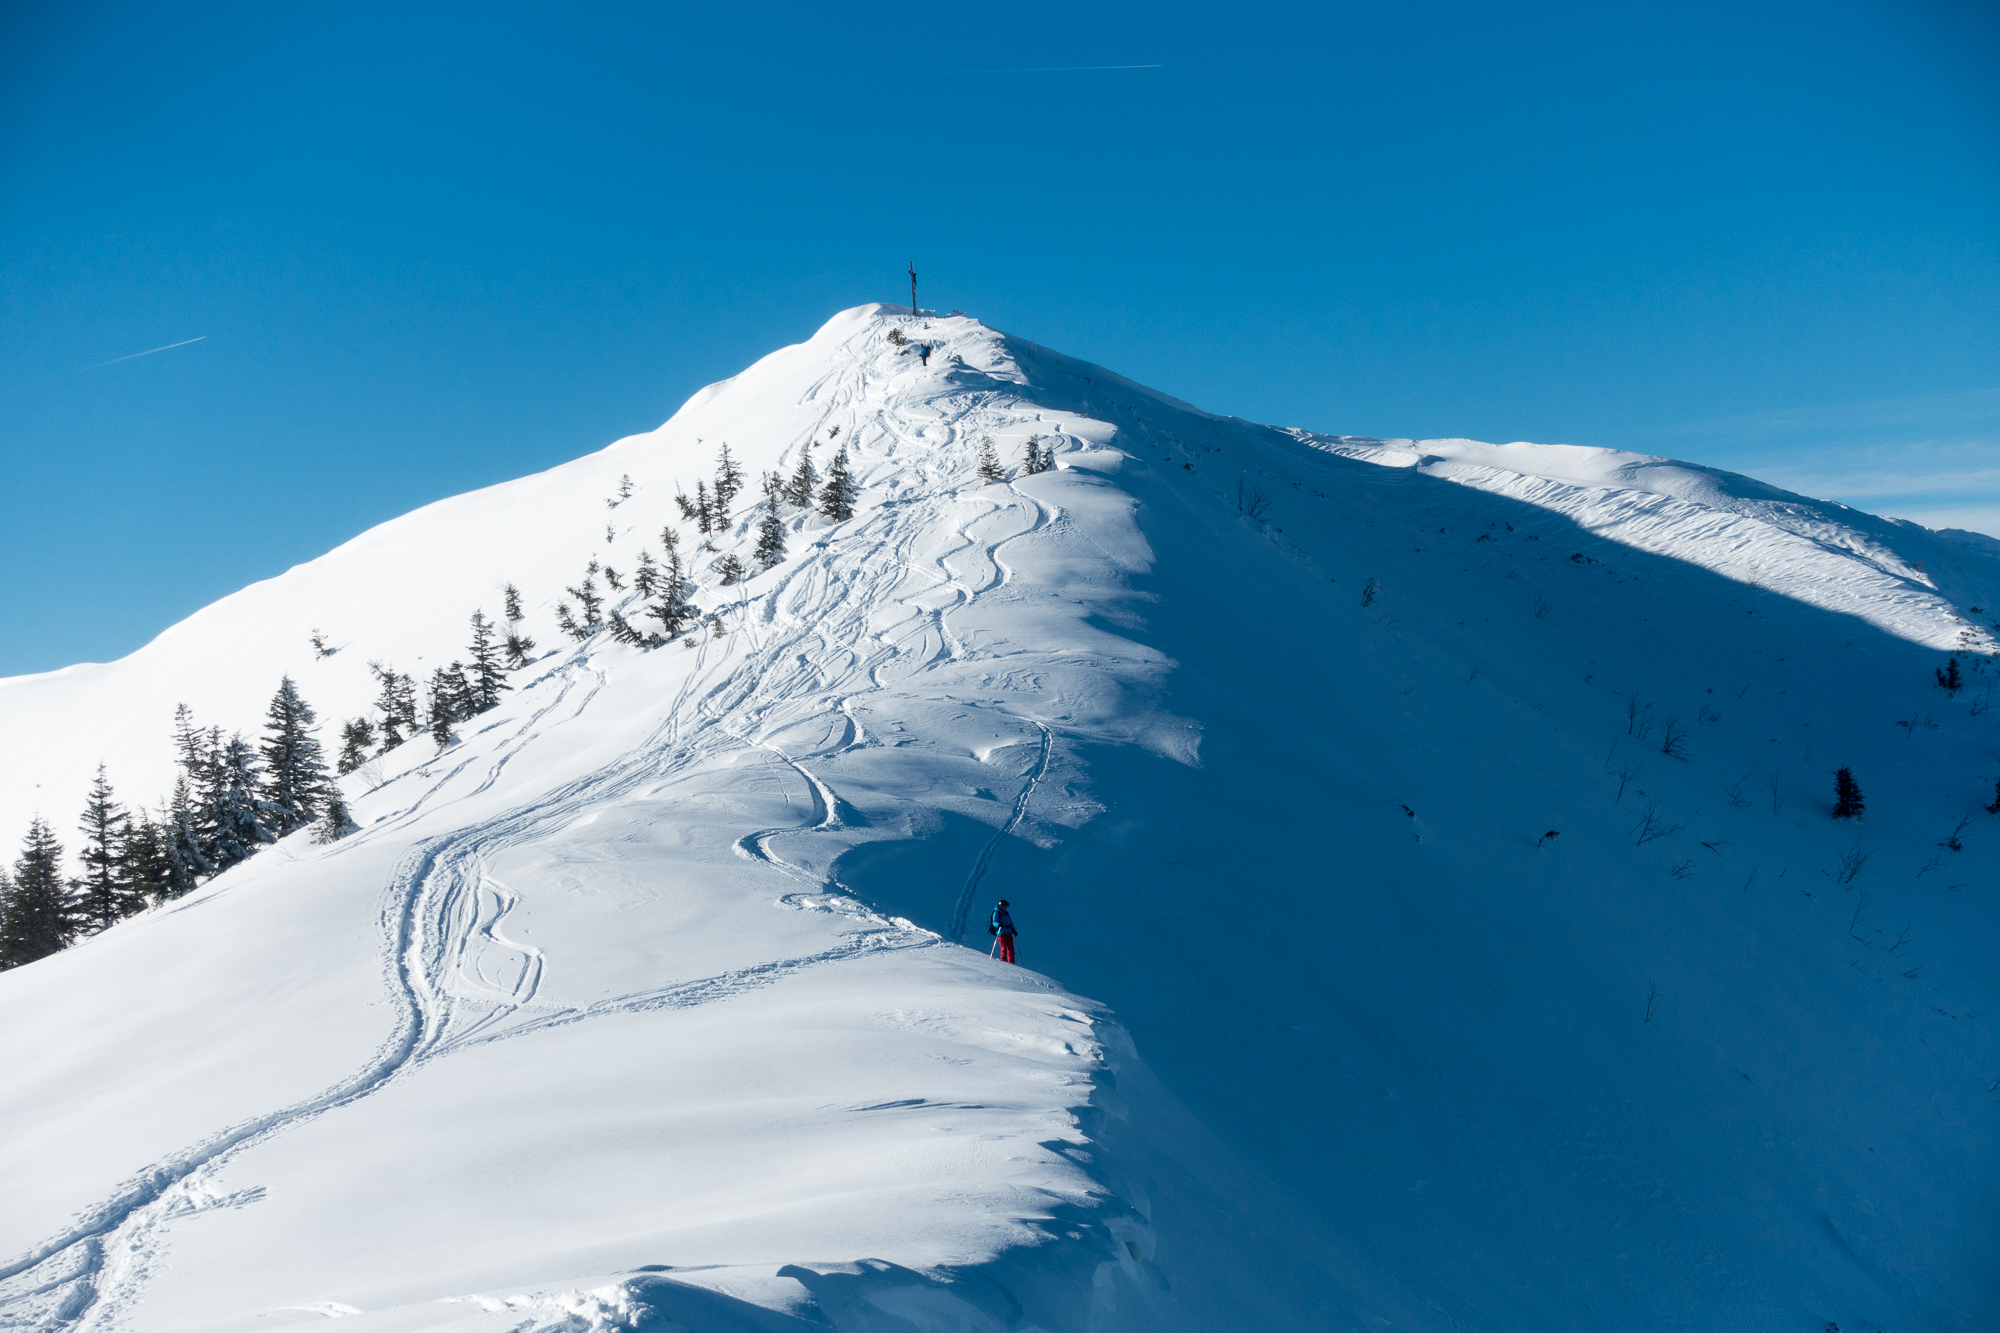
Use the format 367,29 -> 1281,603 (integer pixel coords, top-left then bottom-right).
997,934 -> 1016,964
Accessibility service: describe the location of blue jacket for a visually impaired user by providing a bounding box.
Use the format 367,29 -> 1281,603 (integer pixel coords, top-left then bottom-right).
990,907 -> 1016,937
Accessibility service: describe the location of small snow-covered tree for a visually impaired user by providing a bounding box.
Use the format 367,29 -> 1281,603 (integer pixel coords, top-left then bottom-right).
503,582 -> 524,623
603,566 -> 624,591
1021,435 -> 1043,476
714,443 -> 743,514
161,776 -> 209,896
755,472 -> 787,570
1832,766 -> 1865,820
209,734 -> 274,871
1,817 -> 75,967
337,718 -> 376,775
504,630 -> 538,670
566,569 -> 604,627
819,443 -> 855,522
369,663 -> 418,748
1937,657 -> 1963,693
633,550 -> 658,599
120,814 -> 170,910
466,611 -> 509,713
555,602 -> 587,642
75,763 -> 132,932
260,676 -> 330,835
786,443 -> 818,509
977,437 -> 1004,484
312,791 -> 359,845
646,529 -> 698,638
714,553 -> 747,586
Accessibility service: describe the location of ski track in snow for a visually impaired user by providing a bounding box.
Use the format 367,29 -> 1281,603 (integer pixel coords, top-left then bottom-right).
0,328 -> 1093,1332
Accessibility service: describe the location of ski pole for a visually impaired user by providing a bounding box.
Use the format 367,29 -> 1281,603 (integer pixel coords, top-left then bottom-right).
989,936 -> 1000,958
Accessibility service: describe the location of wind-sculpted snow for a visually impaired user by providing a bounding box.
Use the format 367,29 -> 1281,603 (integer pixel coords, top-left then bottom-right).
2,305 -> 1996,1331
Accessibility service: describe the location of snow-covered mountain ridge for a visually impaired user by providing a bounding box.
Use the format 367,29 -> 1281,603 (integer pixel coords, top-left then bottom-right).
2,304 -> 1994,1331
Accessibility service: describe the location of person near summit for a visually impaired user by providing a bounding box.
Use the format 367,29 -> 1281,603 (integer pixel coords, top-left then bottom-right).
988,899 -> 1017,964
918,344 -> 931,367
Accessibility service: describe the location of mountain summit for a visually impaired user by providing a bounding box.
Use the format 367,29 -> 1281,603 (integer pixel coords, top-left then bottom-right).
2,305 -> 1993,1331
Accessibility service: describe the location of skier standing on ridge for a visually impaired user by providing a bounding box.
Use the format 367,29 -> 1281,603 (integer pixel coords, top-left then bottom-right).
918,344 -> 931,367
988,899 -> 1017,964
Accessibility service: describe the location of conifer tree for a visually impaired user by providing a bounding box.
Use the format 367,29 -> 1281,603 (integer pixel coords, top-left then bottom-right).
713,443 -> 743,514
606,609 -> 647,646
977,436 -> 1005,484
466,611 -> 509,712
819,443 -> 856,522
210,734 -> 275,870
312,791 -> 358,844
75,763 -> 133,932
260,677 -> 329,835
555,602 -> 588,642
503,582 -> 524,623
428,667 -> 461,751
369,664 -> 418,747
715,553 -> 747,586
1,817 -> 75,967
566,568 -> 604,627
633,550 -> 659,599
1832,766 -> 1865,820
337,718 -> 376,775
120,814 -> 171,910
755,471 -> 787,570
786,442 -> 818,508
1021,434 -> 1043,476
694,479 -> 715,536
675,487 -> 699,523
504,629 -> 538,670
603,566 -> 624,591
646,528 -> 698,638
1937,657 -> 1963,693
161,776 -> 210,895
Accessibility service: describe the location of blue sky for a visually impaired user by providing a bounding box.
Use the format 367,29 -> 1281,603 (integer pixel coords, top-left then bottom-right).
3,0 -> 1995,676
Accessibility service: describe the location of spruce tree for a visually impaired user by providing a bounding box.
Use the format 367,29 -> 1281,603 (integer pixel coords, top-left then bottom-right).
1937,657 -> 1963,693
1832,766 -> 1865,820
566,569 -> 603,627
75,763 -> 133,932
162,776 -> 210,895
337,718 -> 376,775
713,442 -> 743,514
427,666 -> 470,748
606,609 -> 647,646
977,437 -> 1005,484
715,553 -> 747,586
369,663 -> 418,747
120,814 -> 171,910
603,565 -> 624,591
786,443 -> 818,508
675,487 -> 699,523
260,676 -> 329,835
1021,434 -> 1043,476
503,582 -> 524,623
312,791 -> 358,844
756,471 -> 787,570
694,479 -> 715,536
504,629 -> 538,669
647,528 -> 698,638
1,817 -> 75,967
466,611 -> 509,712
555,602 -> 588,642
210,734 -> 275,870
819,443 -> 856,522
633,550 -> 659,599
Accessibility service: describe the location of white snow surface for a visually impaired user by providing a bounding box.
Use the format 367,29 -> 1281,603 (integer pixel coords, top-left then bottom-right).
2,305 -> 1995,1331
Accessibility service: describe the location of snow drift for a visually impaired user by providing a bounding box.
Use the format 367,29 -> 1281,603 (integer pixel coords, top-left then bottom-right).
1,305 -> 1994,1331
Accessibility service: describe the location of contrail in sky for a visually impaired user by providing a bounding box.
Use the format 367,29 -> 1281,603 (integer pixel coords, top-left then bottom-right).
85,335 -> 206,370
957,63 -> 1163,73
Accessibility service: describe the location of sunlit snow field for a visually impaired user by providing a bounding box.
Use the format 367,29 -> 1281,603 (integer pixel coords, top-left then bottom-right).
2,307 -> 1994,1331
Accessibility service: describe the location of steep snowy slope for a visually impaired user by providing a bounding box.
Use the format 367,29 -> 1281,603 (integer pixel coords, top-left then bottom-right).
2,306 -> 1995,1331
